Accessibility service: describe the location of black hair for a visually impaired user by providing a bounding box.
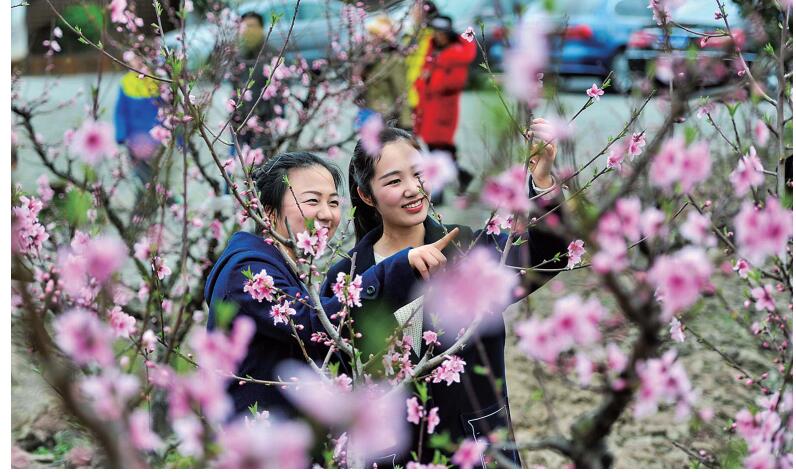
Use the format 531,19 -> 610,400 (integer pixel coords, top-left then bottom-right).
252,151 -> 343,221
349,126 -> 421,241
240,11 -> 265,27
430,15 -> 458,44
420,1 -> 439,20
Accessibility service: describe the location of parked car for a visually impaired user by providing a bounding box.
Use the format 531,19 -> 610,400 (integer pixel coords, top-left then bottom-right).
164,0 -> 347,70
625,1 -> 759,89
521,0 -> 653,93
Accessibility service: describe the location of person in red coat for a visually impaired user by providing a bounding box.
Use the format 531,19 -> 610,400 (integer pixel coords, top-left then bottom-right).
414,15 -> 477,194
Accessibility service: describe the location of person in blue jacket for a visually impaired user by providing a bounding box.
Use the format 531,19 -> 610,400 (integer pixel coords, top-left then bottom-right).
204,151 -> 457,419
113,58 -> 161,185
321,123 -> 569,467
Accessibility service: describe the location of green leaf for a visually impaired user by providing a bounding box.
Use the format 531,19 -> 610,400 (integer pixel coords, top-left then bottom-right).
414,381 -> 428,404
328,362 -> 339,377
718,438 -> 747,468
473,365 -> 489,376
428,431 -> 453,451
62,188 -> 92,226
214,300 -> 239,330
174,352 -> 193,374
727,103 -> 739,118
247,401 -> 259,416
530,388 -> 544,402
241,266 -> 255,280
684,126 -> 698,145
512,237 -> 527,246
764,43 -> 775,56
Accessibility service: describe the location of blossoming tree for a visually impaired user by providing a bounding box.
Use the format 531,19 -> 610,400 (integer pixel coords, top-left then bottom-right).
10,0 -> 793,468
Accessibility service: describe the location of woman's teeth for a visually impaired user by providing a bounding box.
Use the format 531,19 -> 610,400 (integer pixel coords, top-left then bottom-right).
403,200 -> 422,209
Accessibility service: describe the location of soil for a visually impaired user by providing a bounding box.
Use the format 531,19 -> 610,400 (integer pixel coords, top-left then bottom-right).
503,268 -> 772,468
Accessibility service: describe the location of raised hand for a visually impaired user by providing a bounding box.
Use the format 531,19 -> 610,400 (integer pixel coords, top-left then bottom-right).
408,227 -> 460,280
527,118 -> 558,189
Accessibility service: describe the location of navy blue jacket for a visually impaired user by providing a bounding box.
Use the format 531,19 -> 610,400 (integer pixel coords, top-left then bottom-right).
321,193 -> 568,466
204,231 -> 417,418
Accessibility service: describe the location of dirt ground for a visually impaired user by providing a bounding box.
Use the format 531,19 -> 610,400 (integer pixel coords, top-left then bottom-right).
503,269 -> 771,468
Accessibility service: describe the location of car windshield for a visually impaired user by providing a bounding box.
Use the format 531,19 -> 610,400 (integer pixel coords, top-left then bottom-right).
671,0 -> 742,26
533,0 -> 605,15
435,0 -> 484,18
237,1 -> 295,22
614,0 -> 649,17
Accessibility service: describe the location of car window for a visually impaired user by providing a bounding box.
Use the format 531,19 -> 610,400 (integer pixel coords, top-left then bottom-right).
436,0 -> 484,19
298,2 -> 340,20
552,0 -> 604,14
614,0 -> 649,17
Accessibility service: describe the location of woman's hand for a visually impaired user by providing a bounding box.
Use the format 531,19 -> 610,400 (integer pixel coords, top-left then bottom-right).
408,227 -> 460,280
527,118 -> 557,189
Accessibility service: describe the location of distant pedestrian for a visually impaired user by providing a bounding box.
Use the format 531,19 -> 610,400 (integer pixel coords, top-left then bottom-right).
114,57 -> 161,186
413,15 -> 477,193
229,11 -> 282,150
404,0 -> 439,127
354,15 -> 411,130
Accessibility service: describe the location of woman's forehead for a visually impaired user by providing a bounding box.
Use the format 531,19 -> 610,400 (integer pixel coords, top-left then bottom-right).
377,141 -> 420,171
287,166 -> 337,193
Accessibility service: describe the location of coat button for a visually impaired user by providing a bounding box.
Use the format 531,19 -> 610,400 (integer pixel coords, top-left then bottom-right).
366,285 -> 376,296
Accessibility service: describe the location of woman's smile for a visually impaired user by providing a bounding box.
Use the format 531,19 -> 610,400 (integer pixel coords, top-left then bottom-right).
402,198 -> 425,213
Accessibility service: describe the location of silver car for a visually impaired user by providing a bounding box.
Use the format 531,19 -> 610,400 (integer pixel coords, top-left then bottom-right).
165,0 -> 348,70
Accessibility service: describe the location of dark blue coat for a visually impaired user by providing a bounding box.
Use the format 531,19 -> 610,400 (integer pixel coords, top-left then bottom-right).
321,192 -> 568,466
204,231 -> 417,418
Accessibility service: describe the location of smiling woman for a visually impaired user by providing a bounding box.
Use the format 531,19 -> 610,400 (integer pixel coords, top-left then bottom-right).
204,151 -> 460,419
323,123 -> 569,465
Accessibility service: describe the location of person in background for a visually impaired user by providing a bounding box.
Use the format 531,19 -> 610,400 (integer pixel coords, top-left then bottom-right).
354,15 -> 411,130
229,11 -> 281,151
413,15 -> 477,194
114,56 -> 161,186
404,0 -> 438,127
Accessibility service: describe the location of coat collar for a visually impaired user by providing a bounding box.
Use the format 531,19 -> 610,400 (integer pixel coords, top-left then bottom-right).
352,217 -> 452,271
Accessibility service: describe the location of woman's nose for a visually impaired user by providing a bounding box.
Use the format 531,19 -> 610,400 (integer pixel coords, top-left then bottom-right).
315,203 -> 332,222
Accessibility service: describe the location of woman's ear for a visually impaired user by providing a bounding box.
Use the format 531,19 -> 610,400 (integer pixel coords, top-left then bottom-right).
357,187 -> 376,207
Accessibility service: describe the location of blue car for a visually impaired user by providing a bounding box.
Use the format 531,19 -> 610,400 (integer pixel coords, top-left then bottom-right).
522,0 -> 653,93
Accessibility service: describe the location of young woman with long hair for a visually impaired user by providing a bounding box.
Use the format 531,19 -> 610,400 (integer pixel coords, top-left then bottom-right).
321,122 -> 569,466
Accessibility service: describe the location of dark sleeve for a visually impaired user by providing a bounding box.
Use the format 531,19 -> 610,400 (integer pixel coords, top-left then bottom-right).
224,259 -> 340,344
322,248 -> 420,313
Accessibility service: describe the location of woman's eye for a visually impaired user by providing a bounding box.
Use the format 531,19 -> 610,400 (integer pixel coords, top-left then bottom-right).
387,179 -> 400,186
329,200 -> 340,207
414,172 -> 423,178
303,199 -> 319,205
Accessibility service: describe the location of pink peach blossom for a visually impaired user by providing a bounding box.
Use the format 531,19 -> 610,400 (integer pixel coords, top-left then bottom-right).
70,120 -> 117,164
359,114 -> 383,156
730,147 -> 765,197
734,197 -> 793,265
424,247 -> 517,334
270,300 -> 297,325
415,150 -> 457,196
586,83 -> 605,100
243,269 -> 276,302
452,439 -> 487,468
54,309 -> 115,367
